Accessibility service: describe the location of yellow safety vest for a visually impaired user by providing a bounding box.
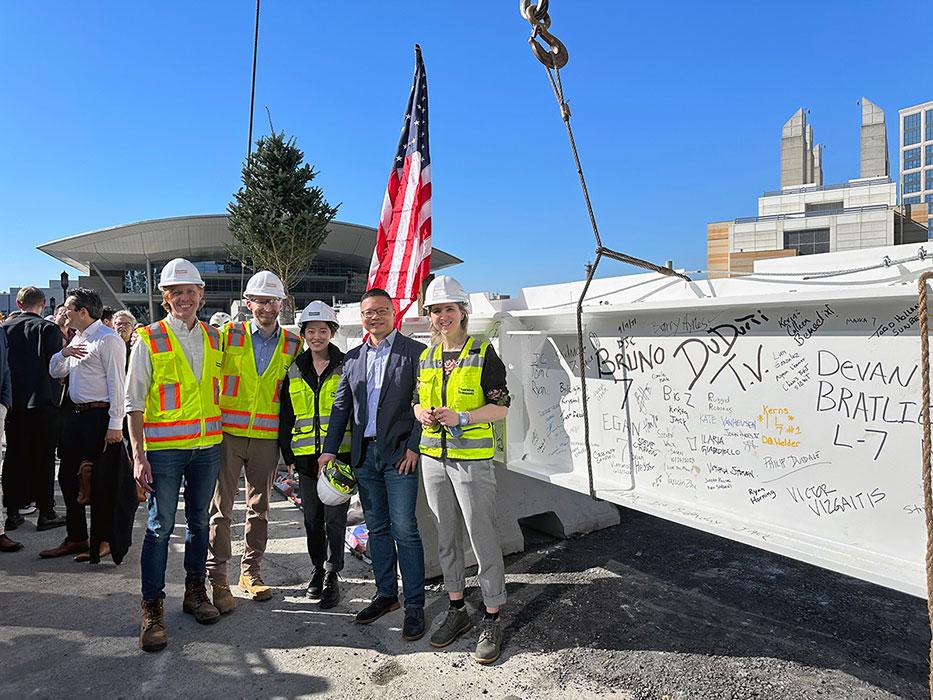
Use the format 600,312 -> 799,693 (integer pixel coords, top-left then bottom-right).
219,322 -> 301,438
287,361 -> 351,456
418,336 -> 495,460
137,320 -> 223,452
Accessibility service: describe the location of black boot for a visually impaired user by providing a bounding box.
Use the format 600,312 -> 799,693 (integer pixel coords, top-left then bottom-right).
306,567 -> 325,600
5,511 -> 24,531
319,571 -> 340,610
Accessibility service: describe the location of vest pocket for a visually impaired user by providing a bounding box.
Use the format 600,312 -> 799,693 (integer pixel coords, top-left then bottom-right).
158,383 -> 182,411
222,375 -> 240,398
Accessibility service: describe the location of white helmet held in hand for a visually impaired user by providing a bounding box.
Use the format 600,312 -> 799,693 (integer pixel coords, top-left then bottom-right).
158,258 -> 205,290
245,270 -> 286,299
209,312 -> 232,327
297,300 -> 338,326
317,459 -> 357,506
424,275 -> 469,310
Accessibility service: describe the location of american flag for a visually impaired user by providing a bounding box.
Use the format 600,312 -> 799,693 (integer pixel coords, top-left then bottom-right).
366,45 -> 431,324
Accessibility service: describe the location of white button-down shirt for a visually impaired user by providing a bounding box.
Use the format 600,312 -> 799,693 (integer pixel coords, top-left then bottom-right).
49,319 -> 127,430
125,314 -> 206,415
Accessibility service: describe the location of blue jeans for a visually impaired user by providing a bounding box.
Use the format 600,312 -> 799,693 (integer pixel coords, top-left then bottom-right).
140,446 -> 221,600
354,441 -> 425,609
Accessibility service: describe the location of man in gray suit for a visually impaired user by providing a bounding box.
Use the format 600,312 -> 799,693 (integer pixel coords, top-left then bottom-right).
319,288 -> 427,641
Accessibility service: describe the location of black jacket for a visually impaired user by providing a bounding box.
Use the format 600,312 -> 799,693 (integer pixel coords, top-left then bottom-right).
3,312 -> 63,410
324,332 -> 426,468
278,343 -> 346,471
0,326 -> 12,409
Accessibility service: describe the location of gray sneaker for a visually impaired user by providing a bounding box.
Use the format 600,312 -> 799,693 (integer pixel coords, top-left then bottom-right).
473,617 -> 502,664
429,606 -> 472,648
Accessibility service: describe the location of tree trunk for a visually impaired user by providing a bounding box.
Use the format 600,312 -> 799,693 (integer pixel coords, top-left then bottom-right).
280,294 -> 296,327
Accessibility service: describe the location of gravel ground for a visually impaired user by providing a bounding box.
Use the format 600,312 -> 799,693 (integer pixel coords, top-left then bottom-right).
0,492 -> 929,699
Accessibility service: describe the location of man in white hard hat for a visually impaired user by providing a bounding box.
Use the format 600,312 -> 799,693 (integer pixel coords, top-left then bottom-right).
207,270 -> 301,609
126,257 -> 225,651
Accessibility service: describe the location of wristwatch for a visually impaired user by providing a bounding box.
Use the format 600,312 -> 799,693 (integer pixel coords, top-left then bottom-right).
458,411 -> 471,426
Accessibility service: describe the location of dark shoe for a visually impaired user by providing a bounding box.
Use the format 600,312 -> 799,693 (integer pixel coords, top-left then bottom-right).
355,595 -> 400,624
319,571 -> 340,610
474,617 -> 502,664
402,607 -> 425,641
36,512 -> 66,531
0,534 -> 23,552
75,541 -> 110,563
430,606 -> 472,648
39,538 -> 89,558
5,513 -> 24,531
140,598 -> 168,652
306,567 -> 325,600
183,580 -> 221,624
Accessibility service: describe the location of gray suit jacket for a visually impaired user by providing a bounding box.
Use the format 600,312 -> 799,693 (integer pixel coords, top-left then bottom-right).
324,332 -> 426,467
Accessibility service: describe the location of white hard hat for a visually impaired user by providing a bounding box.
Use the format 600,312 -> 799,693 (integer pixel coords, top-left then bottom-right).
245,270 -> 286,299
158,258 -> 205,290
317,459 -> 357,506
209,312 -> 232,327
424,275 -> 470,309
297,301 -> 338,326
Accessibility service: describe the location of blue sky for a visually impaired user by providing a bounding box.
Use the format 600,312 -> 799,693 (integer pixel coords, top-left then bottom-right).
1,1 -> 929,297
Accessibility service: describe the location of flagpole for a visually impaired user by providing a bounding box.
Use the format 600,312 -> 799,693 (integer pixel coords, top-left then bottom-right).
247,0 -> 261,159
241,0 -> 261,300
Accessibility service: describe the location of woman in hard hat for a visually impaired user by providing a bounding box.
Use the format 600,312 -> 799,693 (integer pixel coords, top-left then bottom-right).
413,275 -> 511,665
278,301 -> 352,610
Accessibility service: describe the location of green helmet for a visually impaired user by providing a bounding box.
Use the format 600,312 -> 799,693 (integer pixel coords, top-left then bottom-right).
317,459 -> 357,506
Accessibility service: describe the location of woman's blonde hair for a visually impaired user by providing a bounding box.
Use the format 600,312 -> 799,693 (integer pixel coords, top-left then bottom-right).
428,302 -> 469,346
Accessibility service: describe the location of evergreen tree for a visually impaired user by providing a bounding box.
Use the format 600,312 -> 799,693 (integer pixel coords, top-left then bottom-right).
228,129 -> 339,322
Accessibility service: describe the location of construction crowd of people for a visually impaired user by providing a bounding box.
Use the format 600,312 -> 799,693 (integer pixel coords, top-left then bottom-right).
0,258 -> 512,665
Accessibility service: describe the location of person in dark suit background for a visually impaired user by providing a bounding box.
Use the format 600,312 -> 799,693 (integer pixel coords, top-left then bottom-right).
2,286 -> 66,533
318,288 -> 427,641
0,320 -> 20,551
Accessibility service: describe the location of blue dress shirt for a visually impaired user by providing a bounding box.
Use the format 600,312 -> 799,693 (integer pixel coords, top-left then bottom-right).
364,329 -> 397,438
250,321 -> 280,376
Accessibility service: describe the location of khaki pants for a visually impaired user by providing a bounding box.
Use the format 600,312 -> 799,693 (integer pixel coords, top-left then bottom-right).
421,455 -> 507,609
206,433 -> 280,582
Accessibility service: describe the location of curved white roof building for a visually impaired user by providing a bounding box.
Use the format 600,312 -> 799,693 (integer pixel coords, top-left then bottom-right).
37,215 -> 462,322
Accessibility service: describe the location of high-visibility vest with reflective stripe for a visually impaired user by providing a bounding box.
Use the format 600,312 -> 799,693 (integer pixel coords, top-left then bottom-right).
418,337 -> 495,460
286,361 -> 351,457
219,322 -> 300,438
137,320 -> 224,452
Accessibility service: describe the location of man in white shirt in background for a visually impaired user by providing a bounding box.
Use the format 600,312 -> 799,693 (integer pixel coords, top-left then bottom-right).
42,288 -> 126,561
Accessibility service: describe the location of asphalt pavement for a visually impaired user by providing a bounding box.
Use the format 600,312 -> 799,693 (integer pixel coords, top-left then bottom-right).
0,484 -> 929,700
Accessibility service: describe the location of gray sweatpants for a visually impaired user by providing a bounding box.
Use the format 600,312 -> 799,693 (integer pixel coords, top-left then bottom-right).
421,455 -> 507,608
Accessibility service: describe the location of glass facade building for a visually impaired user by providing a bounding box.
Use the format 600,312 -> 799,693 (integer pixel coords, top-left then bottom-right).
900,101 -> 933,230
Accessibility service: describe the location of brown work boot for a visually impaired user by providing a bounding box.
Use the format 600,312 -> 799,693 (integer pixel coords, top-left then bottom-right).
139,598 -> 167,652
182,580 -> 221,624
239,572 -> 273,601
212,582 -> 236,615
